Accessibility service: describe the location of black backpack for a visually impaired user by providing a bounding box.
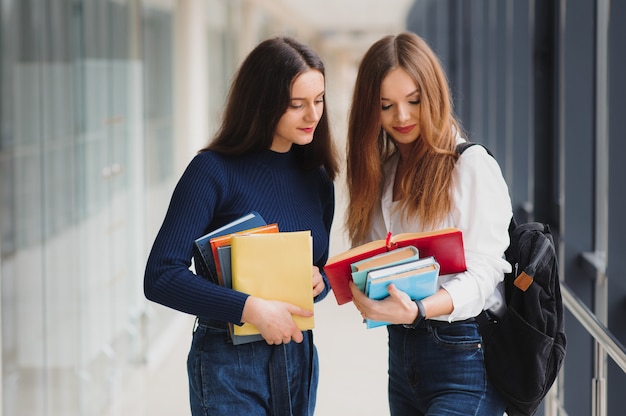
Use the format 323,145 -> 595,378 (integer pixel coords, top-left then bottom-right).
456,143 -> 567,416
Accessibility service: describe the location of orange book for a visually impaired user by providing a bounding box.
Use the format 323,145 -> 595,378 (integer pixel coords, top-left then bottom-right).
209,223 -> 279,286
324,228 -> 466,305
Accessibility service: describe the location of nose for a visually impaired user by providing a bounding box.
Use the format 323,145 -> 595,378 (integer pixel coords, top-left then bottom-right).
305,103 -> 321,122
396,104 -> 410,122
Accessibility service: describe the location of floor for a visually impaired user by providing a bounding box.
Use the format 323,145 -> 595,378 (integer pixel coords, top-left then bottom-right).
139,297 -> 391,416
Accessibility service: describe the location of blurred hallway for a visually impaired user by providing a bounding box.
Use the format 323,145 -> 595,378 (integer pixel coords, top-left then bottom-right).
4,1 -> 626,415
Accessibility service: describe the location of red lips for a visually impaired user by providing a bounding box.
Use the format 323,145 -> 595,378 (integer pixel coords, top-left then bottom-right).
394,124 -> 416,134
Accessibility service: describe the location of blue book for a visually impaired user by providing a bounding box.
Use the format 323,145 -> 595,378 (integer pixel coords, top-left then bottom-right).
350,246 -> 420,292
193,211 -> 266,283
365,256 -> 440,329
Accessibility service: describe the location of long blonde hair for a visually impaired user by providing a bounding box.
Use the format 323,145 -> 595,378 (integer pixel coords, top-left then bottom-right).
346,32 -> 462,245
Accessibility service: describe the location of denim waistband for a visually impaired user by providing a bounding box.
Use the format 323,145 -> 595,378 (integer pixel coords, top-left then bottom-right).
417,316 -> 476,328
196,316 -> 477,332
196,317 -> 228,331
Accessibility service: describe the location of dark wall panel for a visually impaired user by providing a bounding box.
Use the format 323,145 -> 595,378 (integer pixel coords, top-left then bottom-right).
607,0 -> 626,414
406,0 -> 626,414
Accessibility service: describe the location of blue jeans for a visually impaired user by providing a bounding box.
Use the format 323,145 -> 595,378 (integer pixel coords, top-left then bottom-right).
187,323 -> 318,415
387,320 -> 506,416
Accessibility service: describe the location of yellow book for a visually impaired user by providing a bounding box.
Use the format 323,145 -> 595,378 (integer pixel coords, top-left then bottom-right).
230,231 -> 314,336
209,223 -> 279,286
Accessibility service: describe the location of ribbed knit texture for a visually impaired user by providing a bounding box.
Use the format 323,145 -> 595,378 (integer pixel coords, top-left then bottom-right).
144,148 -> 335,325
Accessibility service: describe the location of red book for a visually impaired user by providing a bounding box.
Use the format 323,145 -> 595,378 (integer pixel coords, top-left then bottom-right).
324,227 -> 466,305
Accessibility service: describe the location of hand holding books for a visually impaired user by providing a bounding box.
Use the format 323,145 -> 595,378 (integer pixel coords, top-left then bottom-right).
231,231 -> 315,336
240,296 -> 313,345
346,245 -> 440,328
194,212 -> 315,344
324,228 -> 466,305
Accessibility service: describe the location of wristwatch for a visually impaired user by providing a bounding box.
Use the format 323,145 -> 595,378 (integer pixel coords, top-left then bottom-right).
403,299 -> 426,329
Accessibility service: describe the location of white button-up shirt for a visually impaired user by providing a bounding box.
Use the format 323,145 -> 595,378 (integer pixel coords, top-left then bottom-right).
367,139 -> 513,322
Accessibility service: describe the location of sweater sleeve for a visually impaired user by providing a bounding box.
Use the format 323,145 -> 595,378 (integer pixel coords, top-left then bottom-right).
315,174 -> 335,302
439,145 -> 513,321
143,153 -> 249,324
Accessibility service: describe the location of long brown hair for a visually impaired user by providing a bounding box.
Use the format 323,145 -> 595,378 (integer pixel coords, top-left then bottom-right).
346,32 -> 461,244
202,36 -> 338,180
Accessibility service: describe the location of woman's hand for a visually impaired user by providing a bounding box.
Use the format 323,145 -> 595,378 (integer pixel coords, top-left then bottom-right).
312,265 -> 325,297
349,281 -> 418,325
241,296 -> 313,345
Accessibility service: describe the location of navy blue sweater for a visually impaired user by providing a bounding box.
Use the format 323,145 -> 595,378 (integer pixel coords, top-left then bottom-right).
144,148 -> 335,325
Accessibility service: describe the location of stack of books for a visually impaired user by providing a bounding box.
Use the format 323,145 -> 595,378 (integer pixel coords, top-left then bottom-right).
323,228 -> 467,327
193,211 -> 314,344
349,245 -> 440,328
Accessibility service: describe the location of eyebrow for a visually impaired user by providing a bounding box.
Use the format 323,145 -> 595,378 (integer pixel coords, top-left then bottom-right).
291,91 -> 325,100
381,89 -> 420,101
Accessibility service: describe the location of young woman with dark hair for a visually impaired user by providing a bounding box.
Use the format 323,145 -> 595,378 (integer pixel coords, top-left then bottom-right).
144,36 -> 338,415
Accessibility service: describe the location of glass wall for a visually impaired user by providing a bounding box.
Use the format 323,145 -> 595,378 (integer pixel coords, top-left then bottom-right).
0,0 -> 173,414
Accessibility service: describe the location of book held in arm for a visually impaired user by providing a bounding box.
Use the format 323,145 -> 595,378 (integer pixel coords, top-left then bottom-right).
211,224 -> 279,345
324,227 -> 466,305
193,211 -> 266,282
364,256 -> 440,328
219,246 -> 264,344
192,211 -> 272,345
209,223 -> 279,286
230,231 -> 314,336
350,246 -> 420,292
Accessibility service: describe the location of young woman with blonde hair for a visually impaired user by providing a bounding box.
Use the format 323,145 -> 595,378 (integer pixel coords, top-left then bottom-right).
345,32 -> 511,415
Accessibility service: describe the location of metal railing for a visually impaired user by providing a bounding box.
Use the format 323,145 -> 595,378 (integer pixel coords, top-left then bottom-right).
551,282 -> 626,416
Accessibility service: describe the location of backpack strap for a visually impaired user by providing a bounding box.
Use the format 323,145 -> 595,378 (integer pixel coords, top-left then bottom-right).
455,141 -> 494,158
456,141 -> 517,243
511,221 -> 548,241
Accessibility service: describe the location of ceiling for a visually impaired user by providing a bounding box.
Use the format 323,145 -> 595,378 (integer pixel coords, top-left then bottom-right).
278,0 -> 414,33
249,0 -> 415,58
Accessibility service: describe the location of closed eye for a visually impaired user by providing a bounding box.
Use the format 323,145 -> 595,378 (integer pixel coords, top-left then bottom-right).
290,95 -> 324,109
382,100 -> 420,111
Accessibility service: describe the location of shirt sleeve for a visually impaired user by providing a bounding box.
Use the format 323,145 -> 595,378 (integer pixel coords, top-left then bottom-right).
439,145 -> 513,321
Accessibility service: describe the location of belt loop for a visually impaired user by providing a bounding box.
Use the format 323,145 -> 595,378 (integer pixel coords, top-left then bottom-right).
193,316 -> 199,334
423,319 -> 434,332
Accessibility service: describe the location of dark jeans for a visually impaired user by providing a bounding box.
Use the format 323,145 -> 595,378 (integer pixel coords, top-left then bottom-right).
387,320 -> 506,416
187,323 -> 317,416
